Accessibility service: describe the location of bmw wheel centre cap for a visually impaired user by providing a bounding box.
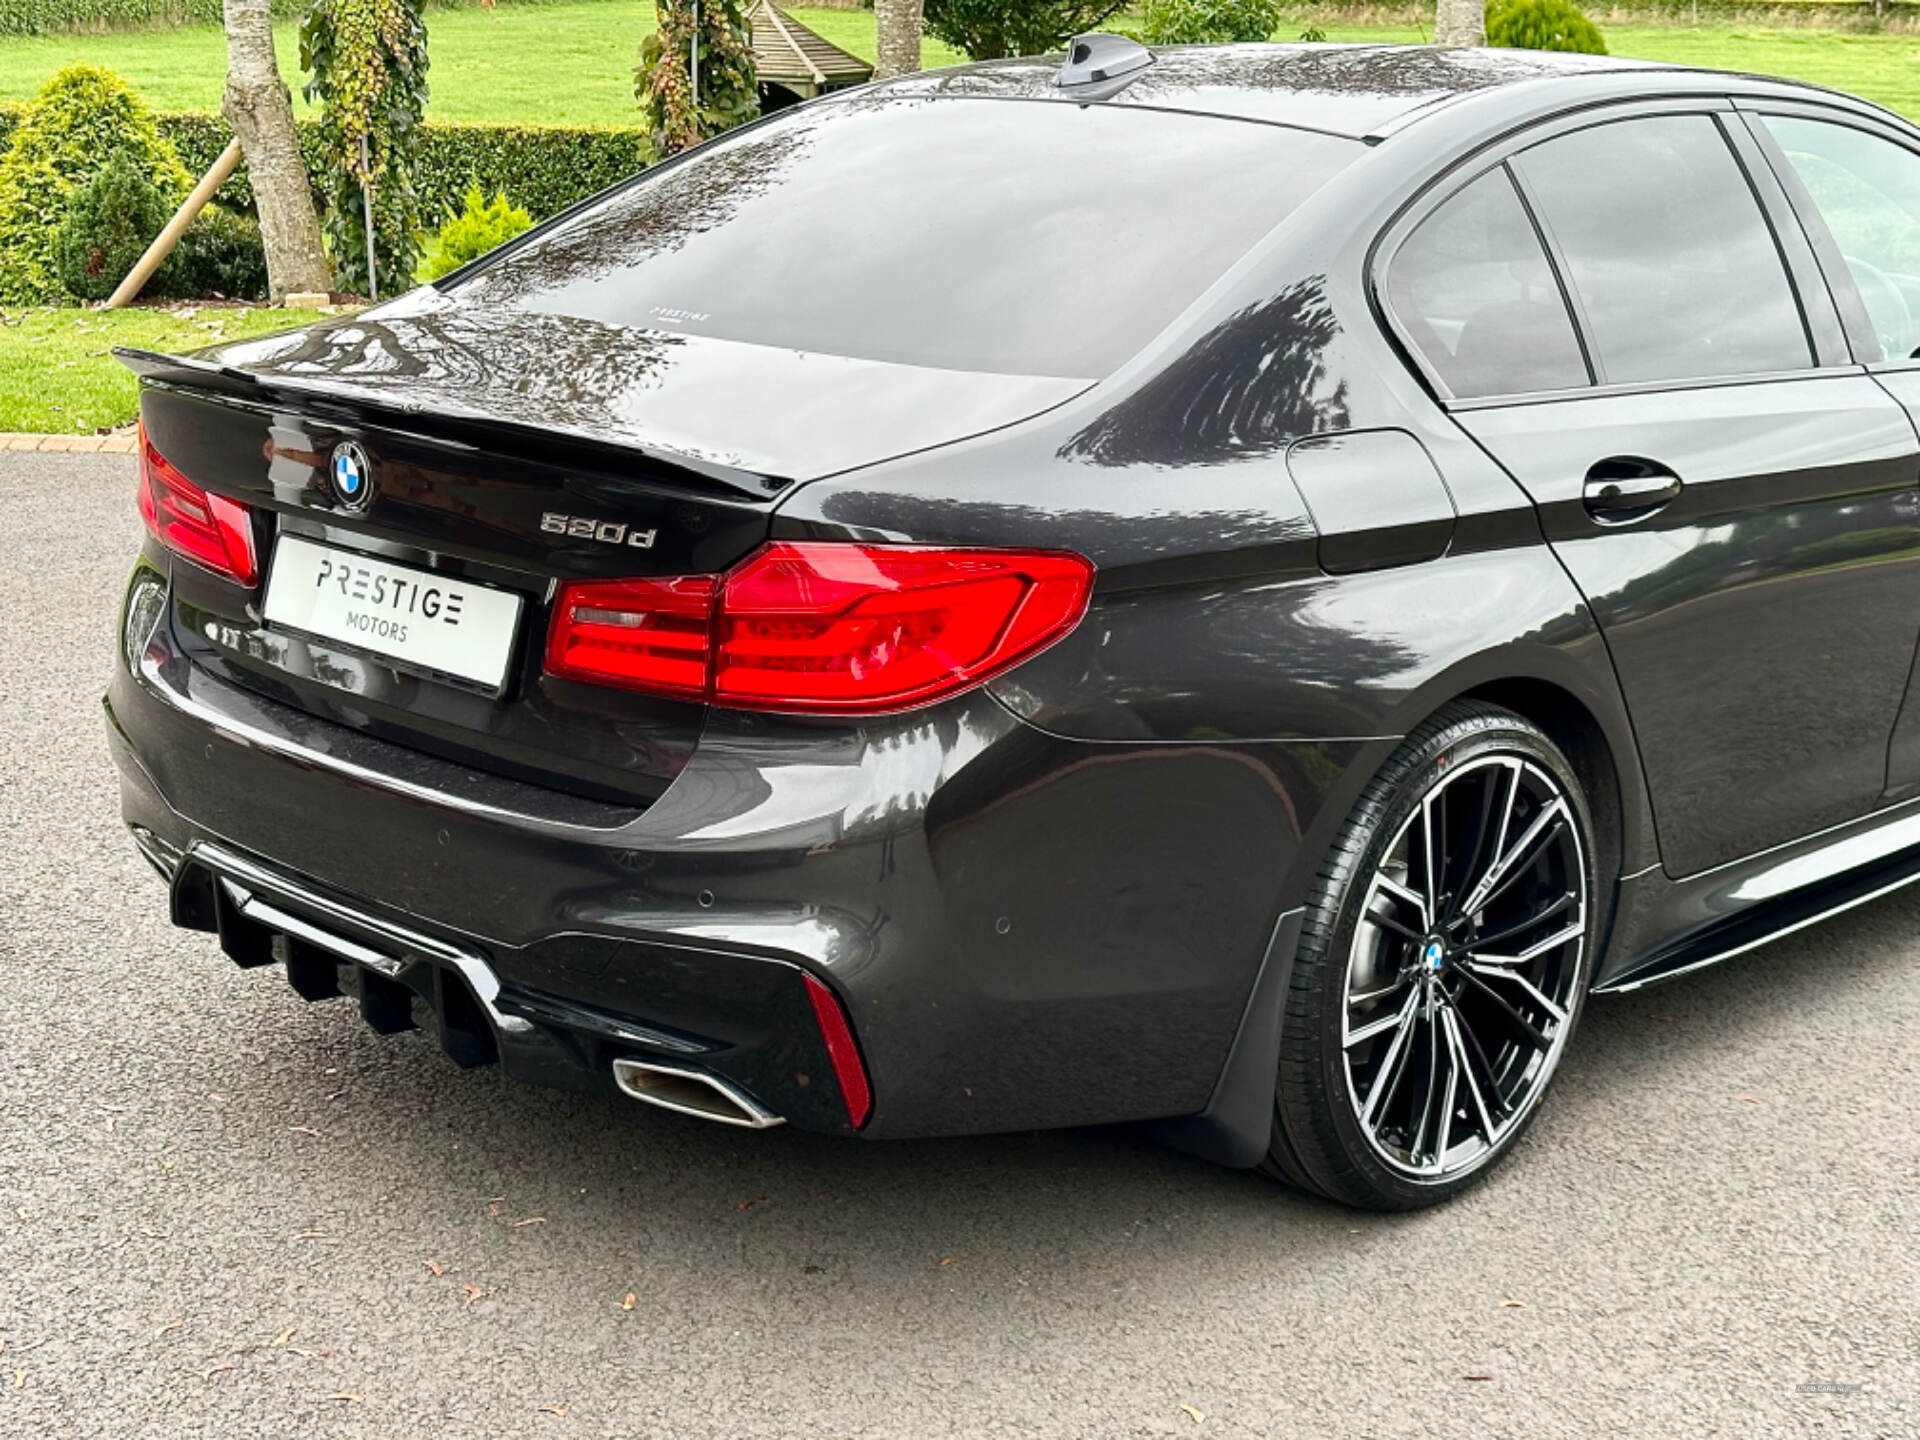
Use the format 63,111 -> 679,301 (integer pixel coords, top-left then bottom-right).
329,440 -> 373,512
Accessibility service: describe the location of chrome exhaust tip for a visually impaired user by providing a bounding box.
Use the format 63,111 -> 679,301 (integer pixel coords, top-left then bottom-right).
611,1058 -> 784,1129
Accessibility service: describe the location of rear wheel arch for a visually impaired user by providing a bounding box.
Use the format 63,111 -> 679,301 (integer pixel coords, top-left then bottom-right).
1461,677 -> 1627,887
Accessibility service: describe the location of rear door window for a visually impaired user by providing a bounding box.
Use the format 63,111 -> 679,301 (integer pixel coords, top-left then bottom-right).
1760,114 -> 1920,362
452,98 -> 1362,381
1513,114 -> 1813,385
1385,166 -> 1589,399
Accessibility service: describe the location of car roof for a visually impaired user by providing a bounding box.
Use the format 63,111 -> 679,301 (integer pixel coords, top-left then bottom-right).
870,42 -> 1856,140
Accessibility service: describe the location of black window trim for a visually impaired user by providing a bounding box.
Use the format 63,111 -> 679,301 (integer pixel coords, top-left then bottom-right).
1734,97 -> 1920,371
1372,94 -> 1861,411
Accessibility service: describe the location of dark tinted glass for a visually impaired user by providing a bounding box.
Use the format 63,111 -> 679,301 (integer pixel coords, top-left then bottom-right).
1516,115 -> 1811,384
452,98 -> 1360,380
1762,115 -> 1920,361
1386,167 -> 1588,399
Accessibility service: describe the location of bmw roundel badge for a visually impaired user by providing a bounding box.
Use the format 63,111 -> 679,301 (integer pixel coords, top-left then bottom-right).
329,440 -> 373,512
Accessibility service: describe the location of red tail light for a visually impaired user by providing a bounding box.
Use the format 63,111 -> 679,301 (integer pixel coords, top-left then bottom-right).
545,543 -> 1094,714
137,422 -> 258,586
803,972 -> 872,1128
544,574 -> 717,701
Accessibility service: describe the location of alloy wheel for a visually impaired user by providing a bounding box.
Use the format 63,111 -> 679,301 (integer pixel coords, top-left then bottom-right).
1341,753 -> 1587,1181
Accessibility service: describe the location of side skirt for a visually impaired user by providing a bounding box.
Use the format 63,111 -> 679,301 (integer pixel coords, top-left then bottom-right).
1594,841 -> 1920,994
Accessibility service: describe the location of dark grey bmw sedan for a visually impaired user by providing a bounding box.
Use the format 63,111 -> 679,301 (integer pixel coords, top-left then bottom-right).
106,39 -> 1920,1208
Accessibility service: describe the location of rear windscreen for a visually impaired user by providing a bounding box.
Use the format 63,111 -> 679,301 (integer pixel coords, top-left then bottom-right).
451,97 -> 1361,380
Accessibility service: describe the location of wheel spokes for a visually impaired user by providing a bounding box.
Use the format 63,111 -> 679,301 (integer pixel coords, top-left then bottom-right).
1374,872 -> 1431,931
1468,920 -> 1584,968
1443,1004 -> 1499,1142
1467,889 -> 1575,953
1463,960 -> 1570,1025
1460,794 -> 1568,918
1358,987 -> 1422,1126
1342,752 -> 1586,1180
1453,964 -> 1553,1051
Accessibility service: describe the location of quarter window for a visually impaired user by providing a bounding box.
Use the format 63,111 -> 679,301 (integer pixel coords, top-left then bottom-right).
1514,115 -> 1812,385
1760,115 -> 1920,362
1386,167 -> 1589,400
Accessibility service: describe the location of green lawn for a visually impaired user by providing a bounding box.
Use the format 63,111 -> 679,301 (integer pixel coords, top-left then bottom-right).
3,6 -> 1920,124
10,6 -> 1920,432
1303,21 -> 1920,119
0,305 -> 324,432
0,4 -> 968,126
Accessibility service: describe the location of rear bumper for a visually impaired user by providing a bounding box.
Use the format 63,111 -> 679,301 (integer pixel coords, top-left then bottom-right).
107,562 -> 1348,1142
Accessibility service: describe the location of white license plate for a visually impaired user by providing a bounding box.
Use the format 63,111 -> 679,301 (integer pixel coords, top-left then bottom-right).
262,535 -> 524,690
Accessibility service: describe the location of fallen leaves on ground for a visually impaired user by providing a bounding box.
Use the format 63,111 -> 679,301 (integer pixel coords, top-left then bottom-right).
1498,1298 -> 1527,1309
937,1256 -> 965,1266
288,1347 -> 332,1360
322,1391 -> 366,1405
291,1230 -> 328,1242
736,1197 -> 770,1212
510,1217 -> 546,1229
11,1370 -> 24,1390
462,1284 -> 487,1306
1731,1094 -> 1765,1106
1462,1373 -> 1494,1382
537,1403 -> 569,1417
619,1293 -> 635,1312
154,1319 -> 184,1338
1179,1402 -> 1205,1423
202,1363 -> 233,1383
272,1327 -> 297,1347
424,1260 -> 446,1277
289,1126 -> 321,1138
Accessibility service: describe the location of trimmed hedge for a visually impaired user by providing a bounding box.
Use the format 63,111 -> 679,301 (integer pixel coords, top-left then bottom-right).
0,0 -> 550,39
0,105 -> 643,227
0,0 -> 237,36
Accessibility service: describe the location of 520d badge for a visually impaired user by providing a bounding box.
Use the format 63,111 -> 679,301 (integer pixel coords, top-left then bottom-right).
540,512 -> 658,549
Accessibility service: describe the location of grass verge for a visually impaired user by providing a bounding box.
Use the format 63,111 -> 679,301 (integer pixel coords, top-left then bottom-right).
0,5 -> 969,126
0,304 -> 318,433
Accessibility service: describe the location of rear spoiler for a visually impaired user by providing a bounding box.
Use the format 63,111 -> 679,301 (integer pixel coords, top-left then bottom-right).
113,345 -> 791,503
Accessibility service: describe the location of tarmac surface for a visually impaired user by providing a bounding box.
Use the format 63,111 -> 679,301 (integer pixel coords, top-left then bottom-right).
2,453 -> 1915,1437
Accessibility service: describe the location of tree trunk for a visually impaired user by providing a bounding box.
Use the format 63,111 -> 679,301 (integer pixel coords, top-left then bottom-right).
1434,0 -> 1485,46
222,0 -> 331,302
873,0 -> 924,80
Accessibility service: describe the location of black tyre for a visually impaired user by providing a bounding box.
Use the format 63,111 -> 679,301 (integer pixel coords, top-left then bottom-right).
1265,702 -> 1600,1210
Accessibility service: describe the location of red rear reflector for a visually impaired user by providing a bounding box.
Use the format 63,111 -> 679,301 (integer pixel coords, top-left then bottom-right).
803,972 -> 871,1129
137,421 -> 258,586
545,543 -> 1093,714
544,574 -> 716,700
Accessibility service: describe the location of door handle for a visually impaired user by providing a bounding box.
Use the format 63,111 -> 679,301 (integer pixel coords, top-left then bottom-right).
1582,457 -> 1683,525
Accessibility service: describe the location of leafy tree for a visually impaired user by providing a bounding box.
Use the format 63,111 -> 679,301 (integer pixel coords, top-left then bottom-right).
1138,0 -> 1280,44
922,0 -> 1128,61
1486,0 -> 1606,53
53,149 -> 175,302
634,0 -> 757,165
1434,0 -> 1484,45
874,0 -> 924,79
223,0 -> 330,300
419,185 -> 532,282
300,0 -> 429,299
0,64 -> 190,304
